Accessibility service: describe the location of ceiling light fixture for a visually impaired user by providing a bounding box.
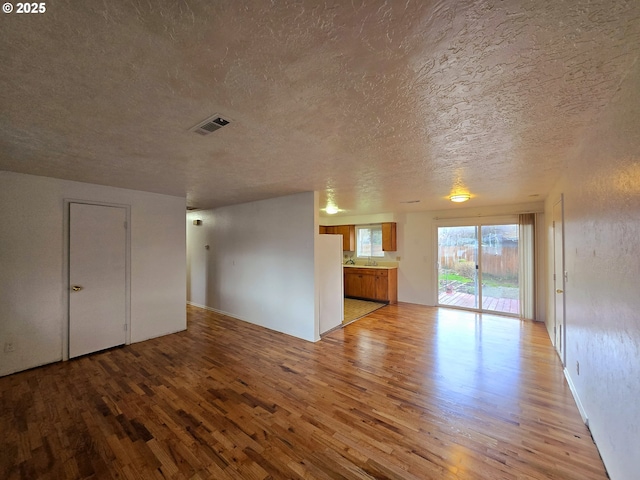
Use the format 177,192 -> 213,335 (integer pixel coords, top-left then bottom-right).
450,193 -> 471,203
325,205 -> 339,215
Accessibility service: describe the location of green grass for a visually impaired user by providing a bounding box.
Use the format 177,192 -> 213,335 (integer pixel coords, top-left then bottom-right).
439,272 -> 518,288
481,274 -> 518,288
439,273 -> 472,284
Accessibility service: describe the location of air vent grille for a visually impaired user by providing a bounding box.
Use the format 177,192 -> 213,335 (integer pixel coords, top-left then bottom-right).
191,114 -> 232,136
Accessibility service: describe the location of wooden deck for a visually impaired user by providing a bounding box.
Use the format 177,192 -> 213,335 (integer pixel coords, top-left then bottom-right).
439,291 -> 520,314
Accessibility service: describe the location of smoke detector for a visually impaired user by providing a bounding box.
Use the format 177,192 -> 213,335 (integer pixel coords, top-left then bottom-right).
190,114 -> 232,136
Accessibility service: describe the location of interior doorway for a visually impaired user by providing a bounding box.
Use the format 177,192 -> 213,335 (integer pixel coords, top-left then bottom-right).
437,224 -> 520,315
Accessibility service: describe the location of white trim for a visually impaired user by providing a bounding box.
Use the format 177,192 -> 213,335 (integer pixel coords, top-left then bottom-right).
564,368 -> 589,426
187,301 -> 211,310
553,194 -> 567,366
435,220 -> 521,315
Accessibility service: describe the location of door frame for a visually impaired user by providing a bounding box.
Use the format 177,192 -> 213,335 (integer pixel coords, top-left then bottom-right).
434,215 -> 519,315
62,199 -> 131,361
552,195 -> 566,366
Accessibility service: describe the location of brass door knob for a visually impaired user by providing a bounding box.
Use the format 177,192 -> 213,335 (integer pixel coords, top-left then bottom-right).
556,289 -> 563,293
72,285 -> 83,292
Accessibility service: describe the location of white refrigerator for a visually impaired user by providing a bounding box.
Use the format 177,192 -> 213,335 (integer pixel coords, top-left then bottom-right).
317,234 -> 344,335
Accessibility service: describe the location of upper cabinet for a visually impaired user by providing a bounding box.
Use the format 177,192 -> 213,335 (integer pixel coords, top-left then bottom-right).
319,224 -> 355,251
382,222 -> 397,251
320,222 -> 396,252
335,225 -> 355,251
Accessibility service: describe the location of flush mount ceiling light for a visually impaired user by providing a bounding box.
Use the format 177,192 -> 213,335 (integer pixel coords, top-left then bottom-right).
450,193 -> 471,203
325,205 -> 339,215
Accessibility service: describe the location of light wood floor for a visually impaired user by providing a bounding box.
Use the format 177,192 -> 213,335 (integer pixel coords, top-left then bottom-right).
0,304 -> 608,479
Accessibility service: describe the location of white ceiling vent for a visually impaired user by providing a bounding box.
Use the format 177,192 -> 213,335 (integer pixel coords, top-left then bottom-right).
190,114 -> 232,136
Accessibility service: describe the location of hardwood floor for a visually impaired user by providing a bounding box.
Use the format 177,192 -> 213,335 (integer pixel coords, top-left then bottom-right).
0,304 -> 608,479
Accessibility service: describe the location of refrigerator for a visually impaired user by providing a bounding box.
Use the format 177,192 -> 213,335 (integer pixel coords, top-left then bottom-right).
317,234 -> 344,335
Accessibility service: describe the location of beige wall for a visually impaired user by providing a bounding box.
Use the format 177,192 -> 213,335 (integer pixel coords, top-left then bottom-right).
543,61 -> 640,479
0,171 -> 187,377
186,192 -> 320,342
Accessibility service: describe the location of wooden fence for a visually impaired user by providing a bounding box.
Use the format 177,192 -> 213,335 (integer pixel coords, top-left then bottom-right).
439,245 -> 519,277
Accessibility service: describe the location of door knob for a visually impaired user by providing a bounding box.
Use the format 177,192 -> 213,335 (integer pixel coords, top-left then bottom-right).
556,289 -> 563,293
72,285 -> 83,292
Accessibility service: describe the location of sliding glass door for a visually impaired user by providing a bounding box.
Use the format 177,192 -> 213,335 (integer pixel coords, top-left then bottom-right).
438,226 -> 479,309
480,224 -> 519,315
438,224 -> 520,315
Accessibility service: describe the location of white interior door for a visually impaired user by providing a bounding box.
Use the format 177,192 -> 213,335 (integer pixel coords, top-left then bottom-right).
69,203 -> 127,358
553,197 -> 566,365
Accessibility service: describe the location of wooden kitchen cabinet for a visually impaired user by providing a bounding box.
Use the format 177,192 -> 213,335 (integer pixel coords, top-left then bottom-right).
319,225 -> 336,234
345,270 -> 375,299
335,225 -> 355,251
319,224 -> 355,251
321,222 -> 391,252
344,267 -> 397,304
382,222 -> 397,251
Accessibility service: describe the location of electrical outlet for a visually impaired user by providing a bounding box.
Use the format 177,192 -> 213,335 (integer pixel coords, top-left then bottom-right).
4,342 -> 15,353
576,361 -> 580,375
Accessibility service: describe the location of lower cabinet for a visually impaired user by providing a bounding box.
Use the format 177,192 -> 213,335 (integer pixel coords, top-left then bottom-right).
344,268 -> 397,304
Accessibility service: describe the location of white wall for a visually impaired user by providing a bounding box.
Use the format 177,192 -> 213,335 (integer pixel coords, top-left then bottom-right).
543,62 -> 640,480
187,192 -> 319,342
0,171 -> 187,377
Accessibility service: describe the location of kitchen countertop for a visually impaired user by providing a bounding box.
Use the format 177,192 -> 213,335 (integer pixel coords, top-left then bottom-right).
343,264 -> 397,270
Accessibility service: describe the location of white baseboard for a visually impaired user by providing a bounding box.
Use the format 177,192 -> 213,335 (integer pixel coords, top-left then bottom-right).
187,302 -> 321,343
188,301 -> 241,319
187,301 -> 210,310
564,367 -> 589,426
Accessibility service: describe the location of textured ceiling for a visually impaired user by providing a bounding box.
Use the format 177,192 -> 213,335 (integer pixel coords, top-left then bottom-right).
1,0 -> 639,215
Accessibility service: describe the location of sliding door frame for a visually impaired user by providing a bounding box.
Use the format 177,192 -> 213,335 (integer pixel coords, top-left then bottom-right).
435,215 -> 519,316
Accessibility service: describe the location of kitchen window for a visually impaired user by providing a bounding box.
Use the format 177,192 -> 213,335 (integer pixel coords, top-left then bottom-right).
356,225 -> 384,257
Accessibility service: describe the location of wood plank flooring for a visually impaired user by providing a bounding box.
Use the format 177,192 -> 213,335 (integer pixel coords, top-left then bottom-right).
0,304 -> 608,479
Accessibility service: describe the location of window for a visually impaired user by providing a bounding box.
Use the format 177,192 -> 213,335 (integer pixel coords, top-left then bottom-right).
356,225 -> 384,257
